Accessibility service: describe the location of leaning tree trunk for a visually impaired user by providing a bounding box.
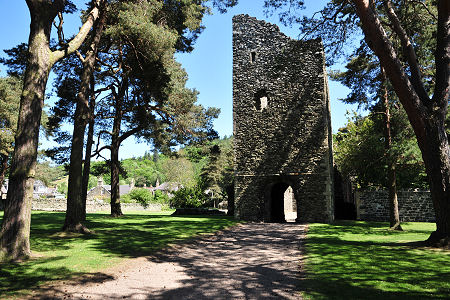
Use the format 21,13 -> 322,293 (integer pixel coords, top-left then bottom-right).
381,67 -> 402,231
0,6 -> 56,260
0,0 -> 102,260
64,10 -> 105,232
352,0 -> 450,246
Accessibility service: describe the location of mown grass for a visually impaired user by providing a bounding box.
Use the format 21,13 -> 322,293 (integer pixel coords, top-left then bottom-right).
0,210 -> 238,298
303,221 -> 450,299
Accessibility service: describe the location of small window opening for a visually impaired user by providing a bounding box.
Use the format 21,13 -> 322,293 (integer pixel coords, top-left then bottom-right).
250,51 -> 256,63
254,89 -> 269,111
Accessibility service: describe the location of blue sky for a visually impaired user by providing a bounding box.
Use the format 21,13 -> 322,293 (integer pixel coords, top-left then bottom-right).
0,0 -> 362,159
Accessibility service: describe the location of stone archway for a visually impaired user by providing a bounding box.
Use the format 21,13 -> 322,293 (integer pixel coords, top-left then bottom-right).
266,182 -> 297,223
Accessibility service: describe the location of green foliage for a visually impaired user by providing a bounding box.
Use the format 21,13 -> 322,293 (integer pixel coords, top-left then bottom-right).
303,221 -> 449,299
199,137 -> 234,201
0,76 -> 21,157
153,190 -> 169,204
125,188 -> 154,208
162,157 -> 196,187
56,181 -> 68,195
35,161 -> 67,187
170,185 -> 206,208
0,210 -> 238,298
334,112 -> 428,189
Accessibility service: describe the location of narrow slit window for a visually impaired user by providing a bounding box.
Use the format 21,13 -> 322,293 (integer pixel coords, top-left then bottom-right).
250,51 -> 256,63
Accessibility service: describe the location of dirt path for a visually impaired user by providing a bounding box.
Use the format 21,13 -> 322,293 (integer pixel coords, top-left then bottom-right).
31,223 -> 307,299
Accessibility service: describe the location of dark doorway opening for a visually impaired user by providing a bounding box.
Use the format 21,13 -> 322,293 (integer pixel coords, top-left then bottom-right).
269,182 -> 297,223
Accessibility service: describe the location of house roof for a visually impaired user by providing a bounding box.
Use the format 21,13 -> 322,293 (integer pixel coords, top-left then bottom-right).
102,185 -> 132,196
153,182 -> 181,192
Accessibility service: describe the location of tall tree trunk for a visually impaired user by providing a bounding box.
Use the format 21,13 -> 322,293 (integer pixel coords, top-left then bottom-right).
81,113 -> 95,221
423,118 -> 450,245
0,0 -> 102,260
381,67 -> 402,231
63,104 -> 90,232
352,0 -> 450,246
0,3 -> 56,260
110,135 -> 123,217
63,10 -> 105,232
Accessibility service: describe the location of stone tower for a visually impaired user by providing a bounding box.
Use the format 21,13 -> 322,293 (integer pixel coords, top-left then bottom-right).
233,15 -> 334,222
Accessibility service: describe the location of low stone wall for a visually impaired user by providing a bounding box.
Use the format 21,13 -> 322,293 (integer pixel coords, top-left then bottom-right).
357,190 -> 434,222
30,197 -> 162,212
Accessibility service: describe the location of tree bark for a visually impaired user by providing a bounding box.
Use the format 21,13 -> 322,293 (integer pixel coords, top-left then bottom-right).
110,137 -> 123,217
0,2 -> 57,260
0,0 -> 103,260
381,67 -> 402,231
109,81 -> 125,218
81,112 -> 95,221
352,0 -> 449,245
63,8 -> 105,232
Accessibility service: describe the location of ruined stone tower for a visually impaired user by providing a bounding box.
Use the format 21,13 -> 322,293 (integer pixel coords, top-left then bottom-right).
233,15 -> 334,222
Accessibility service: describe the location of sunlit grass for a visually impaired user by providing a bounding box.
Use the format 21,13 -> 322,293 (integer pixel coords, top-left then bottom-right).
303,221 -> 450,299
0,210 -> 238,298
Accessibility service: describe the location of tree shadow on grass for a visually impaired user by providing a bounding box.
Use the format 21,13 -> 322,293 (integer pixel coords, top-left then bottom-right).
1,211 -> 238,298
302,222 -> 450,299
83,214 -> 238,258
0,256 -> 83,298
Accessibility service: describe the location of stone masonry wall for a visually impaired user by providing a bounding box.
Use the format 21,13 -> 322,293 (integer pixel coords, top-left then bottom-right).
28,198 -> 162,213
233,15 -> 334,222
357,190 -> 434,222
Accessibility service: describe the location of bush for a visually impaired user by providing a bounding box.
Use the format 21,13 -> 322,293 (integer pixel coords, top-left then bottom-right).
153,190 -> 169,204
170,186 -> 206,208
126,188 -> 153,208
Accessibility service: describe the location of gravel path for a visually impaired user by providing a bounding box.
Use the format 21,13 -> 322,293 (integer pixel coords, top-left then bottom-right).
31,223 -> 306,299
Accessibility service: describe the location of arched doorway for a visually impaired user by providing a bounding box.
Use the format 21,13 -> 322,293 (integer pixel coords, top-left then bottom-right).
268,182 -> 297,222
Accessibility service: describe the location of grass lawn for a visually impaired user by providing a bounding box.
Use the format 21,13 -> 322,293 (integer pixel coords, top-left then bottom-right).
303,221 -> 450,299
0,210 -> 238,298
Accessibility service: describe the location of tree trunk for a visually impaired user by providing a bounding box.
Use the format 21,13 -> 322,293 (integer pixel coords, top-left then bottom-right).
81,115 -> 95,221
0,4 -> 56,260
0,0 -> 102,260
64,10 -> 105,231
63,103 -> 90,232
381,67 -> 402,231
352,0 -> 450,246
422,118 -> 450,245
110,138 -> 123,217
110,89 -> 123,217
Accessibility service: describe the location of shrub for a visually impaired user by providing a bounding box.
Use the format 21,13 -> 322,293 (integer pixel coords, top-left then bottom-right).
153,190 -> 169,204
126,188 -> 153,208
170,186 -> 206,208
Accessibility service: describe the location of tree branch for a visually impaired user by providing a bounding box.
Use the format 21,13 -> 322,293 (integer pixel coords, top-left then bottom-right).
118,126 -> 142,144
351,0 -> 427,144
410,0 -> 438,21
50,0 -> 104,64
383,0 -> 430,104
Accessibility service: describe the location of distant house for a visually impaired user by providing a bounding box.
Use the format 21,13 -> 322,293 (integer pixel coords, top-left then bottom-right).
1,178 -> 65,199
87,177 -> 135,200
153,182 -> 181,193
145,181 -> 181,198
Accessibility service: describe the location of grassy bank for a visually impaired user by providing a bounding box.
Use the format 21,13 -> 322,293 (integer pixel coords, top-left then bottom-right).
303,221 -> 450,299
0,210 -> 238,298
